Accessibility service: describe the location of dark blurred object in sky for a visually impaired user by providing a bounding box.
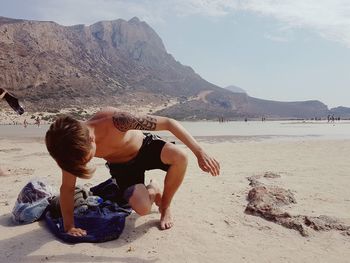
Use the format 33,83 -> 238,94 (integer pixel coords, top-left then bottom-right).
0,88 -> 25,115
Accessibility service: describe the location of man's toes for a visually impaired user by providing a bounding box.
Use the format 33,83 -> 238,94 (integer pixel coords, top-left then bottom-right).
160,221 -> 173,230
160,221 -> 166,230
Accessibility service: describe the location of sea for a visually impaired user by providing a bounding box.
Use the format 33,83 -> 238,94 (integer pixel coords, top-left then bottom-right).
1,120 -> 350,141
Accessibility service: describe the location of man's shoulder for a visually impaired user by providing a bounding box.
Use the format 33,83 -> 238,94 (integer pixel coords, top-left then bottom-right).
90,107 -> 118,120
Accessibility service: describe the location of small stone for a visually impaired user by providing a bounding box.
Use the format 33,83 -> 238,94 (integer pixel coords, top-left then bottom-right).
127,246 -> 135,252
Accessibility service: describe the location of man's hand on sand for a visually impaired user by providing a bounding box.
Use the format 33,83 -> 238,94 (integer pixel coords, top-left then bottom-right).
66,227 -> 87,237
197,150 -> 220,176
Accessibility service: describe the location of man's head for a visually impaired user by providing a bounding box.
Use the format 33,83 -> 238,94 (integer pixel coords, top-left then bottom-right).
45,115 -> 95,179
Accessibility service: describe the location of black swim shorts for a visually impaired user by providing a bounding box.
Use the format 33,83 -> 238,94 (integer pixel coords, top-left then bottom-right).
105,133 -> 170,205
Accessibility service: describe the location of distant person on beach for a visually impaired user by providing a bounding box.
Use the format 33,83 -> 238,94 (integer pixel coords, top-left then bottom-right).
23,118 -> 28,128
35,116 -> 41,127
45,107 -> 220,236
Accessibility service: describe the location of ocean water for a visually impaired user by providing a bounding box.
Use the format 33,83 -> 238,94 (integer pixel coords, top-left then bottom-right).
178,120 -> 350,139
1,120 -> 350,140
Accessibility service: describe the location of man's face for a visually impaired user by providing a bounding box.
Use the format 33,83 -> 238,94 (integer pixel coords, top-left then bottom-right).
83,134 -> 96,164
87,143 -> 96,162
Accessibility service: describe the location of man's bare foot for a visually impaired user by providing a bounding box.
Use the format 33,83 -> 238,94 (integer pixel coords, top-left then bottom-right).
147,179 -> 162,207
160,207 -> 173,230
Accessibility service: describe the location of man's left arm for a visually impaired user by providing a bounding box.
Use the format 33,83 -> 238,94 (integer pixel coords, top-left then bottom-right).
112,112 -> 220,176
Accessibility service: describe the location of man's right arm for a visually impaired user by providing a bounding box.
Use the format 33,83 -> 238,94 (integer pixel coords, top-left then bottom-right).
60,170 -> 86,236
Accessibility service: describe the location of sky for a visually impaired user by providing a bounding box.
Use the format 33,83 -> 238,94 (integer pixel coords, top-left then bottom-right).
1,0 -> 350,108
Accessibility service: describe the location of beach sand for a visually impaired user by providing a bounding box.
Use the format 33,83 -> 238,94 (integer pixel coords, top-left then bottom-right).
0,135 -> 350,263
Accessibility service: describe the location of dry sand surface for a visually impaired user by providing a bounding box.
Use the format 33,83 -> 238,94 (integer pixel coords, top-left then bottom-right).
0,135 -> 350,263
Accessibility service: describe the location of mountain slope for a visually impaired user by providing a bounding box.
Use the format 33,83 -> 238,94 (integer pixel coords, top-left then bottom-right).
224,85 -> 246,94
155,90 -> 329,119
0,16 -> 220,111
330,107 -> 350,118
0,16 -> 333,119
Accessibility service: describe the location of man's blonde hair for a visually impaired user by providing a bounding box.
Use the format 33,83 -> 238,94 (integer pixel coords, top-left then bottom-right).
45,115 -> 95,179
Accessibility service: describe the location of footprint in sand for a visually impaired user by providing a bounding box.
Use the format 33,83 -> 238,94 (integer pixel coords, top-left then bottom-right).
6,168 -> 35,176
0,148 -> 22,153
0,167 -> 7,176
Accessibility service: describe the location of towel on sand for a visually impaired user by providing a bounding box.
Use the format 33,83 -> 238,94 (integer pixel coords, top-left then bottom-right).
45,200 -> 132,243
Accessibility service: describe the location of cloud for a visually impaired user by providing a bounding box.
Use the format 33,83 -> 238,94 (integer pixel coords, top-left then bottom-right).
2,0 -> 350,46
242,0 -> 350,46
263,33 -> 290,43
175,0 -> 350,47
0,0 -> 169,26
171,0 -> 238,16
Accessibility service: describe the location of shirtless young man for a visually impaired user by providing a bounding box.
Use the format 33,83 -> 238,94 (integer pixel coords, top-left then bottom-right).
45,107 -> 220,236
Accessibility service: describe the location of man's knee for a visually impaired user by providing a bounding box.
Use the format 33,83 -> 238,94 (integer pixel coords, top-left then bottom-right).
134,204 -> 151,216
162,144 -> 188,166
173,148 -> 188,168
128,184 -> 152,216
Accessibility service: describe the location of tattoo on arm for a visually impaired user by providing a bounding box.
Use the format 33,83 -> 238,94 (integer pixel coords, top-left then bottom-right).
113,112 -> 157,132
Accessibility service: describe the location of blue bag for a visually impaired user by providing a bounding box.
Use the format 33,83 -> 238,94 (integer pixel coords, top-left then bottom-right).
12,180 -> 54,224
45,201 -> 131,243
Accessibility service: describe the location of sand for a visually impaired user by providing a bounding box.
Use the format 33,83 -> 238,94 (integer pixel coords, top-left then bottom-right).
0,107 -> 99,126
0,134 -> 350,263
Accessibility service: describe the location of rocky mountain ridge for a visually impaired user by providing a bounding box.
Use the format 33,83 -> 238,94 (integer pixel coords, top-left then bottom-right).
224,85 -> 246,94
0,16 -> 344,119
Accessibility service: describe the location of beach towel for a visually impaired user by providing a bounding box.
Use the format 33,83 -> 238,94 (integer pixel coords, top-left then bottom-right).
48,185 -> 92,218
45,200 -> 131,243
12,179 -> 54,224
90,178 -> 121,202
90,178 -> 131,208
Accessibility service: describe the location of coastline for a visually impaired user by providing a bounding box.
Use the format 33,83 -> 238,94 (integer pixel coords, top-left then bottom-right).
2,118 -> 350,142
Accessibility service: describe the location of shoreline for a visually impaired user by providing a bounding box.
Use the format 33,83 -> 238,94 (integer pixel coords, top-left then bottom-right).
1,107 -> 350,125
2,120 -> 350,141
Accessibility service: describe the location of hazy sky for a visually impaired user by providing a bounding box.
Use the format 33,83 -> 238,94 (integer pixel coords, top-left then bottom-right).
1,0 -> 350,108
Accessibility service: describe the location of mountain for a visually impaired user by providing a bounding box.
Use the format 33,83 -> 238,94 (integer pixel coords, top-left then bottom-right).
224,85 -> 246,94
155,90 -> 329,120
0,16 -> 220,111
330,107 -> 350,118
0,16 -> 334,119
